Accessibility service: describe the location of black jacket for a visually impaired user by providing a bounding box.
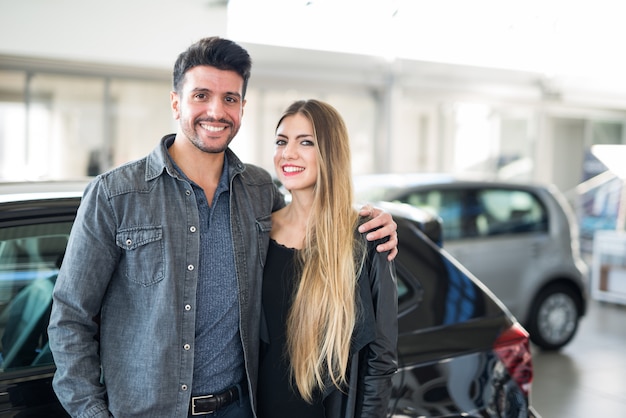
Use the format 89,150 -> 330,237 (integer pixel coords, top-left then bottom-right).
322,235 -> 398,418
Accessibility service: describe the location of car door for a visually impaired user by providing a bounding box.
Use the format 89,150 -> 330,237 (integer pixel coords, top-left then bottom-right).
0,198 -> 77,417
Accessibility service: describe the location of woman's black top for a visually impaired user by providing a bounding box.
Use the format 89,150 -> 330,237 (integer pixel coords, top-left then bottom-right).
257,239 -> 325,418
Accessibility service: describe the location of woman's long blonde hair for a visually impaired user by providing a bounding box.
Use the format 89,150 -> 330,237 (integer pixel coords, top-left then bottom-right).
277,100 -> 364,402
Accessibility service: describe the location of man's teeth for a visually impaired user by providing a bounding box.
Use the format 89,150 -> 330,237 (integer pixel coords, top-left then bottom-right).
201,124 -> 226,132
284,166 -> 304,173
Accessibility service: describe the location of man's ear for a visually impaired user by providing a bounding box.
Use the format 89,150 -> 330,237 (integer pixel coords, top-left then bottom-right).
170,91 -> 181,120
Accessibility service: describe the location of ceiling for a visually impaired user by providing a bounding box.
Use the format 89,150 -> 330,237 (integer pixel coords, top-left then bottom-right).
1,0 -> 625,110
229,0 -> 626,108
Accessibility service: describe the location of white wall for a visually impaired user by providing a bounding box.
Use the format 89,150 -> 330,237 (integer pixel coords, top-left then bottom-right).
0,0 -> 227,68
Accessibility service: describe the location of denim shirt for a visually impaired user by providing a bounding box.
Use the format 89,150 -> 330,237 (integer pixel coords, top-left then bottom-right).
48,134 -> 284,418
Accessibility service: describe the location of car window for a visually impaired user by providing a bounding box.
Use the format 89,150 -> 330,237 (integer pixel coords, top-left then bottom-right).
395,187 -> 548,240
396,256 -> 481,325
0,222 -> 72,372
477,189 -> 548,236
393,225 -> 495,332
396,263 -> 421,307
396,189 -> 466,240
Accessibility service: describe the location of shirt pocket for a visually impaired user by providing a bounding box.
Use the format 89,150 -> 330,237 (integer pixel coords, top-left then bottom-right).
116,226 -> 164,286
256,215 -> 272,268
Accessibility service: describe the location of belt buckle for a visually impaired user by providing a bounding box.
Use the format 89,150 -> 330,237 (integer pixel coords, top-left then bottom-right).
191,394 -> 215,416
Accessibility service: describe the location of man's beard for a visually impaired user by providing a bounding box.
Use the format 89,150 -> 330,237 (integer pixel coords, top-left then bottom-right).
182,118 -> 239,154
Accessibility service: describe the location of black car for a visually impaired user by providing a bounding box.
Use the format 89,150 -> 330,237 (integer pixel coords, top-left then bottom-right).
0,181 -> 539,417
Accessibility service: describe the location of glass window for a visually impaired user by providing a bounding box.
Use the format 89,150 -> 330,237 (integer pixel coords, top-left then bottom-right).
396,263 -> 421,308
0,70 -> 173,181
397,189 -> 466,240
394,187 -> 548,240
0,222 -> 72,371
591,121 -> 623,146
477,189 -> 548,236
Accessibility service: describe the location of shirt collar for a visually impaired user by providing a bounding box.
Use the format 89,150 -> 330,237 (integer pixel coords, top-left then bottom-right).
146,133 -> 244,188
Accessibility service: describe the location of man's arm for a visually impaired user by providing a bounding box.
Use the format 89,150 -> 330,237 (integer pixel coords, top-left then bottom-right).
48,181 -> 116,418
358,206 -> 398,261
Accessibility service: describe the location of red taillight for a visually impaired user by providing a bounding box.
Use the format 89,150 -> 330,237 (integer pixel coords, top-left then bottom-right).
493,322 -> 533,396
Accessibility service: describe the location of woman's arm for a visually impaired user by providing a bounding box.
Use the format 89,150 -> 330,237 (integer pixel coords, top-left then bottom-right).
358,245 -> 398,417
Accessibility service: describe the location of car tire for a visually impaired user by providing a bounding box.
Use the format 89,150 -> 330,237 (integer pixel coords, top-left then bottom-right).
527,284 -> 581,351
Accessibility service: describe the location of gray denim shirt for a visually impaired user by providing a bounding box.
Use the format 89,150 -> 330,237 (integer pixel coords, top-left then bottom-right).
48,134 -> 284,418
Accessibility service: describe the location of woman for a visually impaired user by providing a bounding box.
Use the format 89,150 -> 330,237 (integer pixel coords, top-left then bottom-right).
257,99 -> 398,418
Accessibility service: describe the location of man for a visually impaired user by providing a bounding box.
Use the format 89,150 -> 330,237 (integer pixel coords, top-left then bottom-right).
48,37 -> 397,418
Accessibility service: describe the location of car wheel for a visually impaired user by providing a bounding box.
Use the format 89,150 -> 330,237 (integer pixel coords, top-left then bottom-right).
527,284 -> 581,350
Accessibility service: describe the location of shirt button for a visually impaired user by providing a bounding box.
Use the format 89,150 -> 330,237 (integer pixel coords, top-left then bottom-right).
190,226 -> 197,233
125,239 -> 132,246
183,344 -> 191,351
185,304 -> 192,311
187,265 -> 194,271
185,190 -> 191,196
181,384 -> 188,391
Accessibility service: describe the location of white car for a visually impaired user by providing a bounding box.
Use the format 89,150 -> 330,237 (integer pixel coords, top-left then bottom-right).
355,173 -> 589,350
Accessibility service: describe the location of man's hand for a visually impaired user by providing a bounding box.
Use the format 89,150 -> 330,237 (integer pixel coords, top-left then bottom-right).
358,205 -> 398,261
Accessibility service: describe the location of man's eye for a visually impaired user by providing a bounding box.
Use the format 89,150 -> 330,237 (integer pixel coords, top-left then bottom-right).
225,96 -> 238,103
195,93 -> 206,100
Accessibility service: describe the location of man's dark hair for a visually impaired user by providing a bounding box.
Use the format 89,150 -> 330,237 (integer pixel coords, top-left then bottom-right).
172,36 -> 252,97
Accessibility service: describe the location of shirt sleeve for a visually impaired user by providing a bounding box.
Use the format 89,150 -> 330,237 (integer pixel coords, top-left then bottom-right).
48,178 -> 118,418
358,241 -> 398,417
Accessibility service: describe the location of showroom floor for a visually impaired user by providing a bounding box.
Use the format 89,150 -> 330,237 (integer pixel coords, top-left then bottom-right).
531,298 -> 626,417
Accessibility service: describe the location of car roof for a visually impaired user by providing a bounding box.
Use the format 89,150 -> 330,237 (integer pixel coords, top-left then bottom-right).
354,172 -> 550,199
354,172 -> 548,188
0,179 -> 90,204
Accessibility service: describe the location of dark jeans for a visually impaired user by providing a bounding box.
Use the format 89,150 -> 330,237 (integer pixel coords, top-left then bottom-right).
188,386 -> 253,418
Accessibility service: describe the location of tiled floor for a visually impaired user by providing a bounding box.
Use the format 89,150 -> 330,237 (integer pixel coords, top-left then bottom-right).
531,298 -> 626,418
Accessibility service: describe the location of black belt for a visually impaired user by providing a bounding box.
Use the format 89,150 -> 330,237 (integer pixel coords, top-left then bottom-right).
189,384 -> 247,415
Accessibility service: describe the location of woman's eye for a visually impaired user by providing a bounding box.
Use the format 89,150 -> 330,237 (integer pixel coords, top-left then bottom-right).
301,140 -> 314,146
275,139 -> 286,146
